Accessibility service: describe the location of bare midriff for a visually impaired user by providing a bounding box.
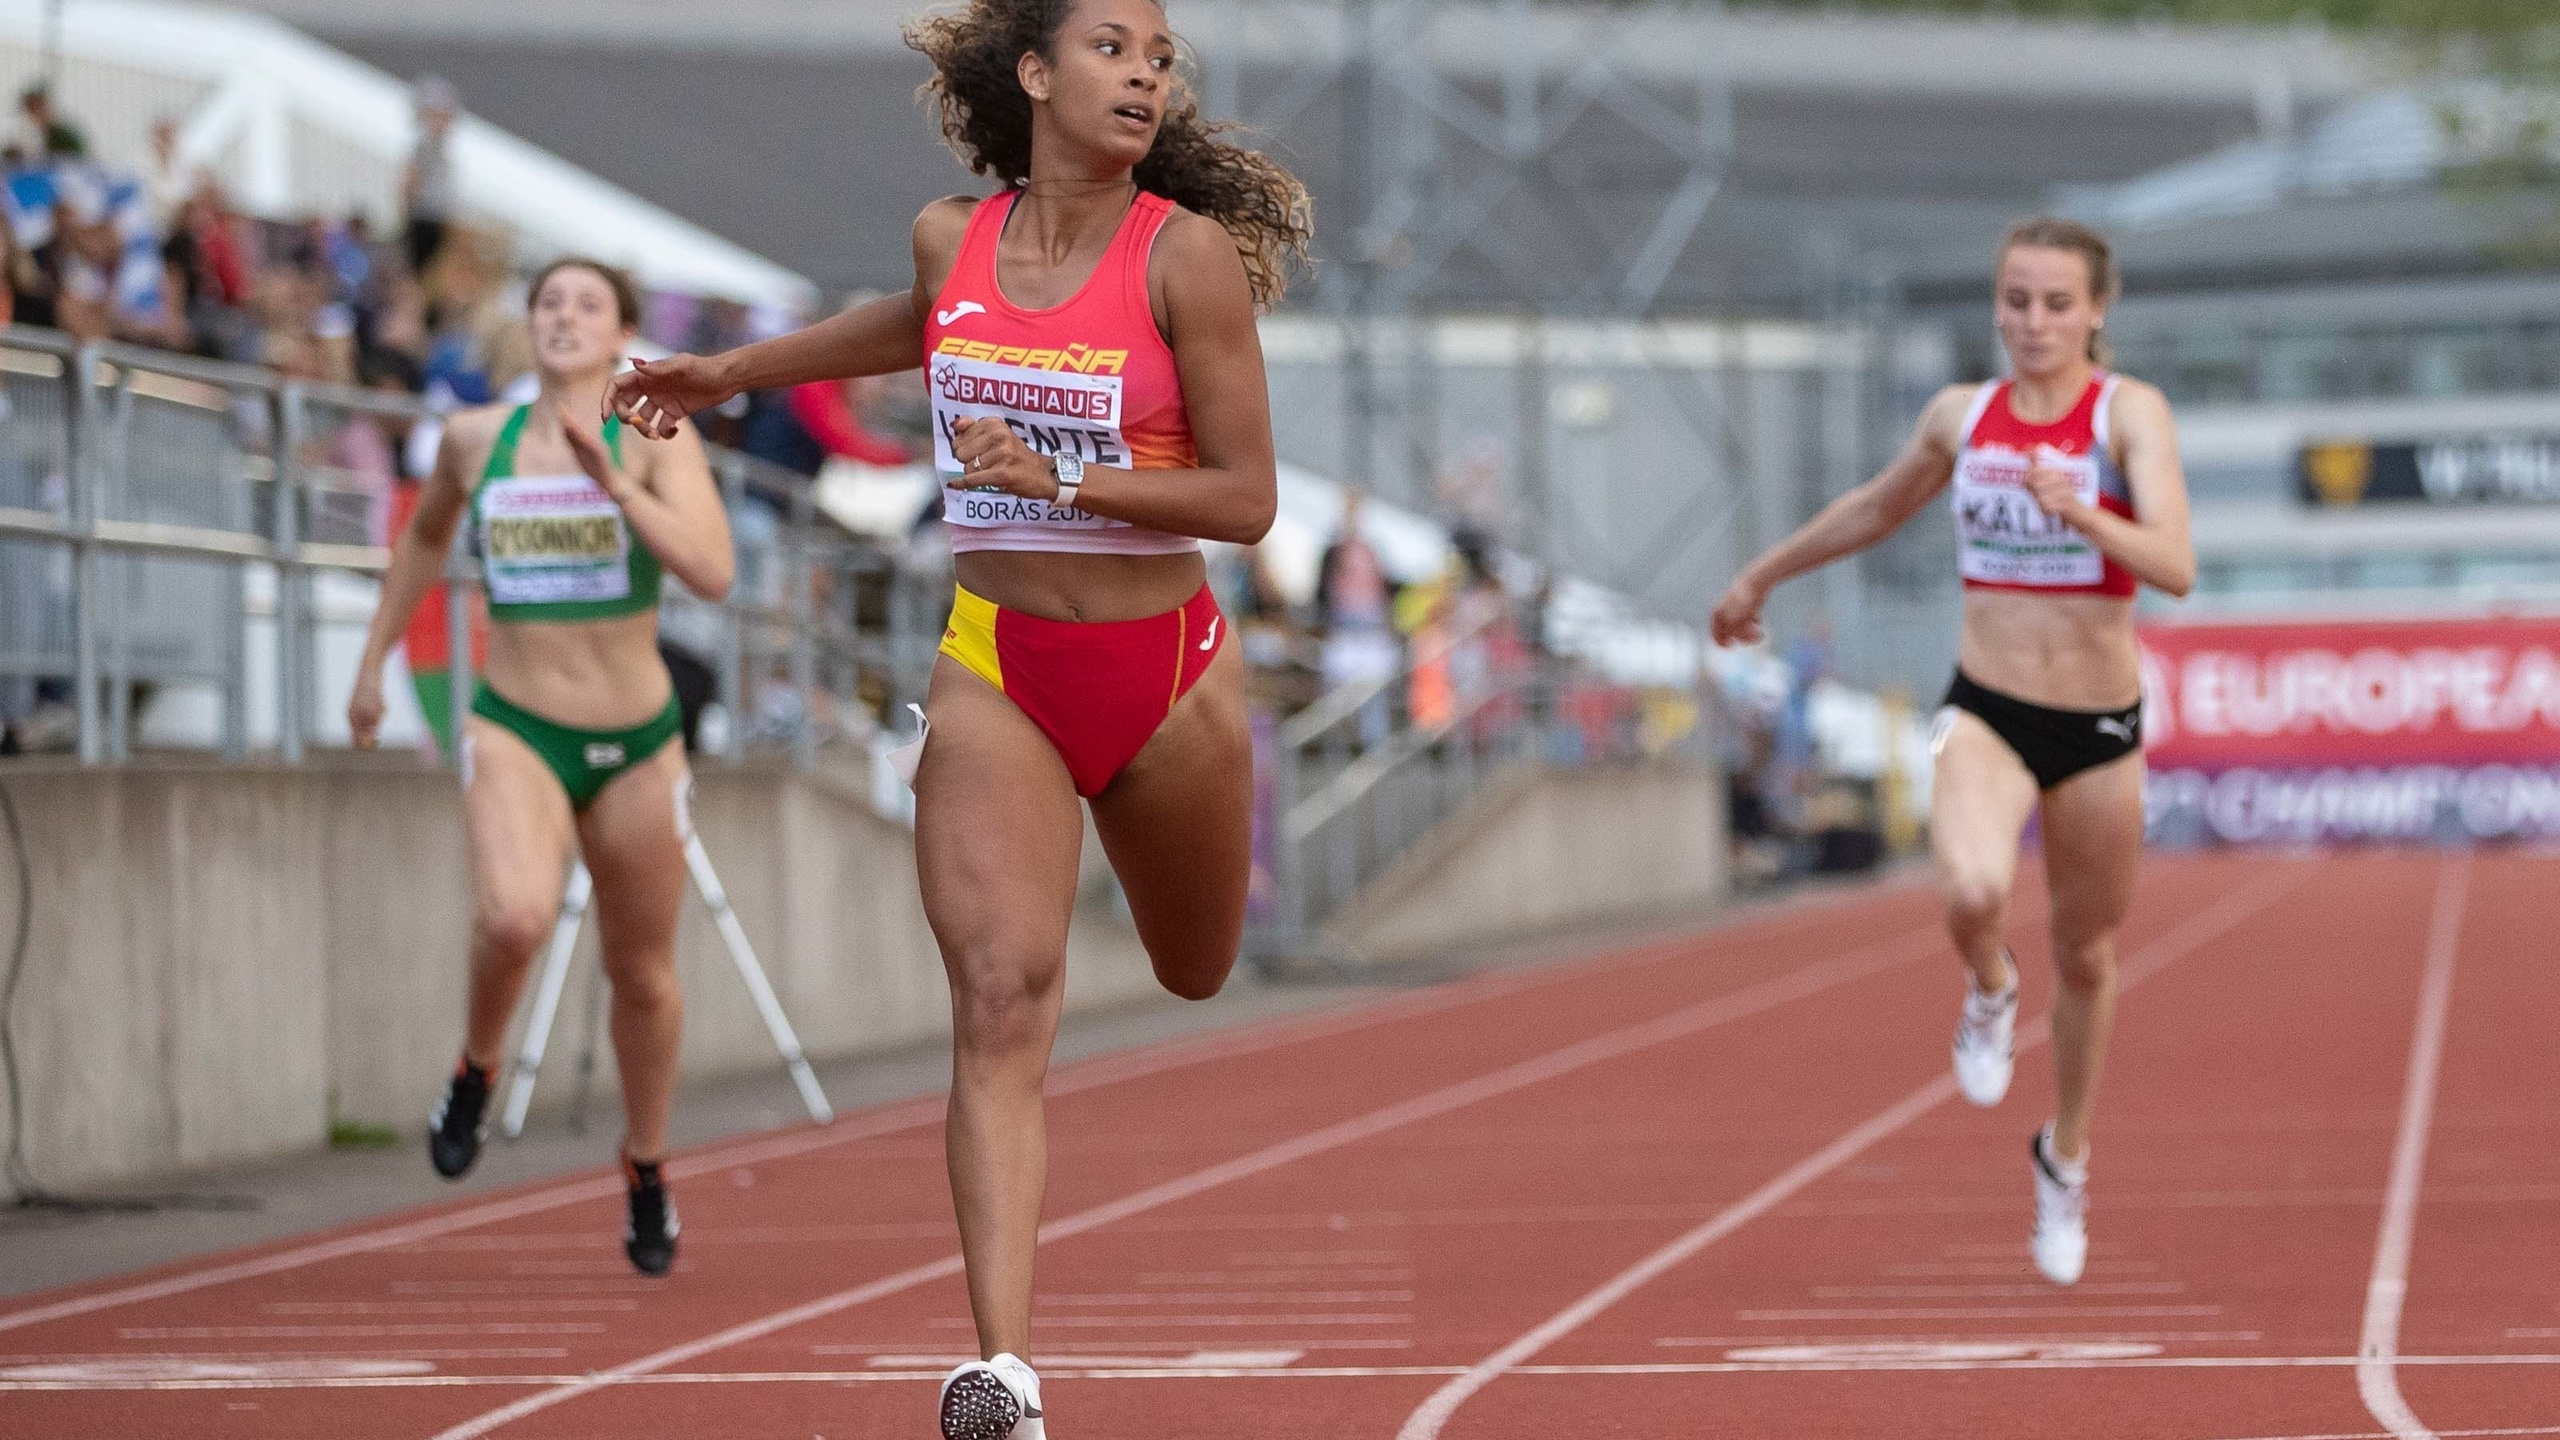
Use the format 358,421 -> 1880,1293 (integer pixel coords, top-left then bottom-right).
954,548 -> 1208,624
482,609 -> 673,729
1956,588 -> 2141,711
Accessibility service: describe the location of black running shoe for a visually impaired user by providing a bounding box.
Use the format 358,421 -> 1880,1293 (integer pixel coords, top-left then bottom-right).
623,1157 -> 679,1277
427,1060 -> 491,1179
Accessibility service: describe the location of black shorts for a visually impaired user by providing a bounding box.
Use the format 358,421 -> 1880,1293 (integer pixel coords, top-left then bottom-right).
1938,670 -> 2142,791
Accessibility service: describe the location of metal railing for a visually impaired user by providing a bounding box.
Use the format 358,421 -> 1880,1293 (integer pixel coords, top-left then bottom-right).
0,326 -> 942,769
2,327 -> 1708,944
1252,605 -> 1703,961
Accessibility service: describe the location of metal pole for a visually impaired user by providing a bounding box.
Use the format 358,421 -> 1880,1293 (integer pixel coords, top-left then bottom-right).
101,377 -> 130,763
41,0 -> 64,87
68,343 -> 100,765
445,522 -> 473,766
221,396 -> 251,761
220,567 -> 248,761
716,457 -> 747,762
1515,314 -> 1548,570
682,830 -> 832,1125
275,383 -> 306,763
787,484 -> 818,772
1271,725 -> 1303,950
501,863 -> 593,1139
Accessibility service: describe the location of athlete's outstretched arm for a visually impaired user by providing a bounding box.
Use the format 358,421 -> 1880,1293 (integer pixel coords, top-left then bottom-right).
607,200 -> 972,439
2022,380 -> 2195,597
556,405 -> 736,601
945,209 -> 1278,546
1709,384 -> 1971,646
348,412 -> 484,748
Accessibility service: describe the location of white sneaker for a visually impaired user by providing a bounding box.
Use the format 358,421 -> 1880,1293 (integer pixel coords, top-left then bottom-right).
940,1352 -> 1045,1440
1951,958 -> 2018,1107
2030,1127 -> 2089,1287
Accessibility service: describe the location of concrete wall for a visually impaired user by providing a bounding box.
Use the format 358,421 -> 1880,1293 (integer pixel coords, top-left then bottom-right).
1326,761 -> 1727,964
0,760 -> 1162,1193
1,756 -> 1723,1191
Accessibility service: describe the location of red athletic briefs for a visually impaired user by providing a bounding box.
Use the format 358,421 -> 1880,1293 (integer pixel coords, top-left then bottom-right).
937,583 -> 1226,797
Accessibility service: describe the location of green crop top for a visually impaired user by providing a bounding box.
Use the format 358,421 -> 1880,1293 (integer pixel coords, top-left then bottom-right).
469,405 -> 661,623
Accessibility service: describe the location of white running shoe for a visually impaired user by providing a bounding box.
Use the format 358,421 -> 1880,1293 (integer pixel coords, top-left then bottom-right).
2030,1127 -> 2089,1287
940,1352 -> 1045,1440
1951,957 -> 2018,1107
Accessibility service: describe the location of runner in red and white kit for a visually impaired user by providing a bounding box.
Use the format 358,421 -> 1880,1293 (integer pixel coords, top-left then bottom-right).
1711,217 -> 2195,1285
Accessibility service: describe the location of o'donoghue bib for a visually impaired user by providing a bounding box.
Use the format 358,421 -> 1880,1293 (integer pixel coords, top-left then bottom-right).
470,406 -> 660,622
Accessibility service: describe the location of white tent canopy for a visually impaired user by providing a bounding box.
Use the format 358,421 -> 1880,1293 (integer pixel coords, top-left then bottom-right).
0,0 -> 816,308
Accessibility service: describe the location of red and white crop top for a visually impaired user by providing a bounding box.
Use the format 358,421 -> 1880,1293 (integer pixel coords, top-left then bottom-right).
921,189 -> 1201,557
1950,373 -> 2137,599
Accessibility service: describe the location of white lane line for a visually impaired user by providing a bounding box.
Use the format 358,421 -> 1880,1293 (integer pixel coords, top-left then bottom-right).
1032,1289 -> 1416,1306
259,1301 -> 640,1316
0,1348 -> 575,1363
1735,1306 -> 2221,1321
2210,1427 -> 2560,1440
427,926 -> 1949,1440
966,1315 -> 1414,1329
1395,862 -> 2311,1440
0,882 -> 1906,1337
2359,855 -> 2470,1440
807,1337 -> 1419,1355
1882,1260 -> 2158,1276
2201,1414 -> 2560,1424
7,1352 -> 2560,1393
1805,1282 -> 2187,1298
117,1325 -> 608,1340
1654,1330 -> 2263,1347
858,1349 -> 1308,1369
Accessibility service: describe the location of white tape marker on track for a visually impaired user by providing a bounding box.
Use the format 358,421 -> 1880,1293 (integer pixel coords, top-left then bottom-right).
1395,861 -> 2317,1440
2358,855 -> 2471,1440
426,926 -> 1951,1440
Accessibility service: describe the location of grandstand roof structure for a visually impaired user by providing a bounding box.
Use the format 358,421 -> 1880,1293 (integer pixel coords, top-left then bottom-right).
0,0 -> 817,307
214,0 -> 2384,314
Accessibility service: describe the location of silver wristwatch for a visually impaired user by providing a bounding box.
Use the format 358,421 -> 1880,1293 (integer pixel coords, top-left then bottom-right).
1051,450 -> 1084,509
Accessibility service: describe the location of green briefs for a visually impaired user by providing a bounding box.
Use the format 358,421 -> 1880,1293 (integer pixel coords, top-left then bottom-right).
470,682 -> 682,811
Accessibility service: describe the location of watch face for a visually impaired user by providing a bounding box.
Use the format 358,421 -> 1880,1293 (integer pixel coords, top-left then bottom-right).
1054,452 -> 1084,485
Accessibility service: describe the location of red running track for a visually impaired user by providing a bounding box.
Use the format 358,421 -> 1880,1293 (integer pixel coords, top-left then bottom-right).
3,851 -> 2554,1439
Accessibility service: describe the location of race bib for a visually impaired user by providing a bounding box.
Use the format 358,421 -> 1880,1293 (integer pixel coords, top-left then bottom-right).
931,353 -> 1129,532
479,474 -> 633,606
1952,445 -> 2104,588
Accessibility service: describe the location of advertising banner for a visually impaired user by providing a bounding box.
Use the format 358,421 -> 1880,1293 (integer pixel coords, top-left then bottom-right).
2298,435 -> 2560,507
2137,614 -> 2560,844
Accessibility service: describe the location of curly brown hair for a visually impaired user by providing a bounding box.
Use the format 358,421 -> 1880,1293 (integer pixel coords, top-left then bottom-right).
905,0 -> 1314,309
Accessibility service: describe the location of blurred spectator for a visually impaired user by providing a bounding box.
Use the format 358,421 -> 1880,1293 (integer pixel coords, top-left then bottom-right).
4,146 -> 61,328
0,202 -> 20,326
793,378 -> 913,466
161,184 -> 249,357
17,86 -> 84,160
1317,490 -> 1401,746
54,156 -> 183,346
417,226 -> 519,404
145,116 -> 192,229
402,76 -> 459,278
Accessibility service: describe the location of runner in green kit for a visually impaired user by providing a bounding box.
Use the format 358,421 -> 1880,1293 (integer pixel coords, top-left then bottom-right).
348,258 -> 734,1276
